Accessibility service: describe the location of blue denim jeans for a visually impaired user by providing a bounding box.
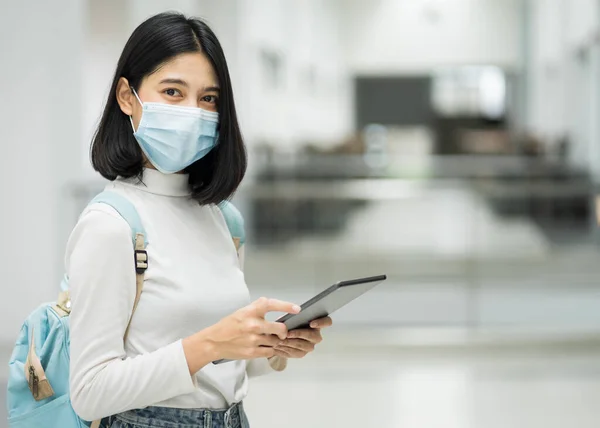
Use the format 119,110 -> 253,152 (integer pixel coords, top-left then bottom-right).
101,402 -> 250,428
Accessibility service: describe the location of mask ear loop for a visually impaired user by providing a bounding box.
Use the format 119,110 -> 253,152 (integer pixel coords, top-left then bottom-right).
129,87 -> 144,132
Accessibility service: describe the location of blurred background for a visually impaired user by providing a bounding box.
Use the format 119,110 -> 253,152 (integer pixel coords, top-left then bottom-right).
2,0 -> 600,427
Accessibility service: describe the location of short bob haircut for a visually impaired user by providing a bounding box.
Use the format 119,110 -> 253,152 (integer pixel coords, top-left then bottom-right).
91,12 -> 246,205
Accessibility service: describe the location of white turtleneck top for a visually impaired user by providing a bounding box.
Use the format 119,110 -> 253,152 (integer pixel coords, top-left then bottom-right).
68,169 -> 273,422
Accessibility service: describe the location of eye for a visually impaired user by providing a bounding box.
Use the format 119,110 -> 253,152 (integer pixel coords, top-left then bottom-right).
163,88 -> 182,97
202,95 -> 218,104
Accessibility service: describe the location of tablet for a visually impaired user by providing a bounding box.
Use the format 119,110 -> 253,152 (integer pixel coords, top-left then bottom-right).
274,274 -> 386,330
213,274 -> 386,364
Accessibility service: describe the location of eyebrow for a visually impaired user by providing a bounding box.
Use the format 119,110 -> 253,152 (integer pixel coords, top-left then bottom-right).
159,78 -> 188,86
158,79 -> 220,92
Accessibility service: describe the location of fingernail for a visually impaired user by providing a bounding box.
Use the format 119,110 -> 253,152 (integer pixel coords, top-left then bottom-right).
310,321 -> 317,328
292,305 -> 301,313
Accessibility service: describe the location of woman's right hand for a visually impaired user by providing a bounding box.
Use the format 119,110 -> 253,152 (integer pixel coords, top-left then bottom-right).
183,298 -> 301,374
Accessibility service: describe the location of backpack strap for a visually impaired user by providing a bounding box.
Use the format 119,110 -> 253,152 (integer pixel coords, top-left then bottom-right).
85,191 -> 148,428
44,191 -> 148,424
89,191 -> 148,247
218,200 -> 245,252
88,191 -> 148,342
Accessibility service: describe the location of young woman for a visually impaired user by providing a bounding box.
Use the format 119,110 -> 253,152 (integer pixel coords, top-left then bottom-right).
68,12 -> 332,428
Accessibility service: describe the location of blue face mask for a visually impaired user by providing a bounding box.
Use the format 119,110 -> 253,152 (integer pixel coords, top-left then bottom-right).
129,89 -> 219,174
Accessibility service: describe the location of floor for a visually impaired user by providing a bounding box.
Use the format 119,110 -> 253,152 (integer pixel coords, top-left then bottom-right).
243,338 -> 600,428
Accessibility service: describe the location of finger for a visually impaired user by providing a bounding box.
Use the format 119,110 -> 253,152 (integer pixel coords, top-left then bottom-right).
252,346 -> 275,359
272,347 -> 291,358
260,321 -> 288,340
310,317 -> 333,329
252,297 -> 301,317
278,338 -> 315,352
274,345 -> 307,359
257,334 -> 281,347
286,329 -> 322,344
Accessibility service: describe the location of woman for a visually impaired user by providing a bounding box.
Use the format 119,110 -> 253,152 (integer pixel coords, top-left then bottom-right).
68,12 -> 332,428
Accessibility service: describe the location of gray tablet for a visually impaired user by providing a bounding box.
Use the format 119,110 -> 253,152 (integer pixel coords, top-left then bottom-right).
213,274 -> 386,365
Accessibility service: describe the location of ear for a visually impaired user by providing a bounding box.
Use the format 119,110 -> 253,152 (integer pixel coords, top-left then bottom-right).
116,77 -> 135,116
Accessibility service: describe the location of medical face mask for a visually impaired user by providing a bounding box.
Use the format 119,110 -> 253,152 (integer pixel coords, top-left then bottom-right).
129,89 -> 219,174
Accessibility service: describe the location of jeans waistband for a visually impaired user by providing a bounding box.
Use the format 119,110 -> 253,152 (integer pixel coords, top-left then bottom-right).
115,401 -> 245,428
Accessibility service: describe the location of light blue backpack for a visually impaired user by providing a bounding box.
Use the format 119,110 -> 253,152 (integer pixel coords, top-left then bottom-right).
6,190 -> 245,428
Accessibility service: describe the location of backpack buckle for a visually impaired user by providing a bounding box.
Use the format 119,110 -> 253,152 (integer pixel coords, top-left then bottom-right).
135,249 -> 148,274
55,290 -> 71,316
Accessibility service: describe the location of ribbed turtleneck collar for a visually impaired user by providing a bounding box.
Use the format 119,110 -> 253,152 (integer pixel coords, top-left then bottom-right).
118,168 -> 191,197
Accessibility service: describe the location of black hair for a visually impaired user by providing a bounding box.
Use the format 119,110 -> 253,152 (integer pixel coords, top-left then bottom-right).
91,12 -> 246,205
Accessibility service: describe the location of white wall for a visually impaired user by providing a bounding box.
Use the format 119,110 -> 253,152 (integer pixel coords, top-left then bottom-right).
341,0 -> 523,76
236,0 -> 352,153
81,0 -> 131,180
564,0 -> 600,176
564,0 -> 599,50
525,0 -> 600,174
525,0 -> 568,139
0,0 -> 86,341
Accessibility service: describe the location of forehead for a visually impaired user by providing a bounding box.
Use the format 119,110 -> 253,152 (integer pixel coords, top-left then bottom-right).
147,52 -> 218,86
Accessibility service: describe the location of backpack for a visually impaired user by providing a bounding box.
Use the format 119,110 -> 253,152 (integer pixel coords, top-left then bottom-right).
6,190 -> 245,428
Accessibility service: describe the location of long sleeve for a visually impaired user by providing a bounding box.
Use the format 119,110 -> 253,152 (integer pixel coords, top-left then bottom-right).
68,205 -> 197,421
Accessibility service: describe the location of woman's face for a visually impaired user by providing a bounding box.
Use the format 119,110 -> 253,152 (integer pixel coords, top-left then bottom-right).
116,52 -> 220,132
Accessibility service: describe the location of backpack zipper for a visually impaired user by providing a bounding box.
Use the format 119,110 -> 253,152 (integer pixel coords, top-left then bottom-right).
28,365 -> 39,399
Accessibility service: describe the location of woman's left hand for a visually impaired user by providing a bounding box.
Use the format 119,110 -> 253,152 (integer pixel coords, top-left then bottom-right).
272,317 -> 333,358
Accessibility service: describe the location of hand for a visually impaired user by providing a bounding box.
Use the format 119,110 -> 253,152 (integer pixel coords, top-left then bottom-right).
271,317 -> 333,359
183,298 -> 300,373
